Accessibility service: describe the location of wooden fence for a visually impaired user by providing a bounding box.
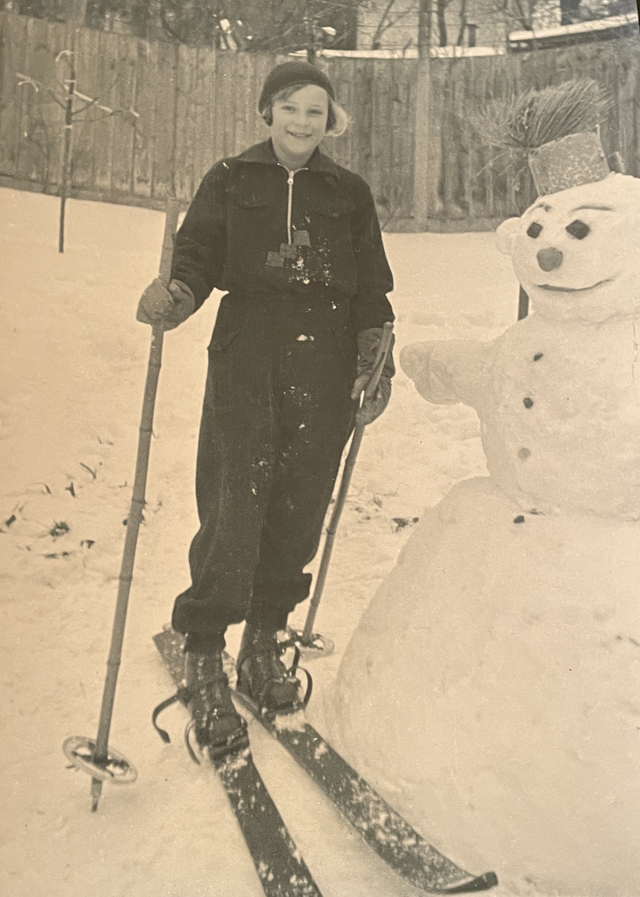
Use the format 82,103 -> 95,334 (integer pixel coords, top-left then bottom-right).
1,12 -> 639,231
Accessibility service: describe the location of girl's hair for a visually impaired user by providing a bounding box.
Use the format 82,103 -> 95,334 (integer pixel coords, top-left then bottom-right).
261,84 -> 349,137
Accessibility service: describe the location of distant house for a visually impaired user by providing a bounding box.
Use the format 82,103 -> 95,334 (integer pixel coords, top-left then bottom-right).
356,0 -> 510,53
507,9 -> 639,50
355,0 -> 565,53
354,0 -> 638,55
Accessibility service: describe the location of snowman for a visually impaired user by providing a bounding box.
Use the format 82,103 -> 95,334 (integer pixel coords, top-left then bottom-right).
329,127 -> 640,896
403,170 -> 640,519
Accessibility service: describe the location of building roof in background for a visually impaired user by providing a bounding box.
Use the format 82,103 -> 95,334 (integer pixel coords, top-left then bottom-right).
509,10 -> 638,42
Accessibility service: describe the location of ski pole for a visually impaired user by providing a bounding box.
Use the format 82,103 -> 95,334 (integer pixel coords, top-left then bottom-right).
297,322 -> 394,651
63,198 -> 181,811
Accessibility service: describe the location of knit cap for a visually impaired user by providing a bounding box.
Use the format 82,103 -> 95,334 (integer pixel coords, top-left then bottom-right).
258,61 -> 335,114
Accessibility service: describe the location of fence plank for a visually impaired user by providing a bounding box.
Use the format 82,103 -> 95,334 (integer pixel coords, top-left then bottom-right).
486,54 -> 514,221
456,58 -> 474,220
388,58 -> 415,224
16,17 -> 53,184
369,58 -> 392,218
245,52 -> 268,149
0,15 -> 17,177
252,53 -> 273,148
233,51 -> 252,155
467,56 -> 486,220
132,37 -> 156,198
620,49 -> 640,176
46,20 -> 75,192
323,56 -> 354,170
601,40 -> 639,176
213,52 -> 235,160
441,62 -> 461,219
354,58 -> 375,184
471,54 -> 493,219
72,25 -> 99,193
152,38 -> 176,200
110,34 -> 137,194
210,49 -> 225,163
174,43 -> 196,201
192,46 -> 216,187
0,16 -> 28,178
425,54 -> 444,220
92,30 -> 119,193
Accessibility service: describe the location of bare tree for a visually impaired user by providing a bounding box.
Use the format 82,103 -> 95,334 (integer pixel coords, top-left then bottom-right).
435,0 -> 449,43
455,0 -> 467,44
16,50 -> 137,250
233,0 -> 360,55
362,0 -> 420,49
508,0 -> 538,29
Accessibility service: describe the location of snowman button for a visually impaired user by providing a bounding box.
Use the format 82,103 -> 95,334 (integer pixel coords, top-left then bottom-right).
523,397 -> 534,408
518,447 -> 531,460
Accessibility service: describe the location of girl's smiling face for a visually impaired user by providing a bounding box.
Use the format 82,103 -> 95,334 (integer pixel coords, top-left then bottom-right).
269,84 -> 329,170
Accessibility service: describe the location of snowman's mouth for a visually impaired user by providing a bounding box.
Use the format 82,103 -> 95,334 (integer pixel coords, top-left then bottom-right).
537,278 -> 612,293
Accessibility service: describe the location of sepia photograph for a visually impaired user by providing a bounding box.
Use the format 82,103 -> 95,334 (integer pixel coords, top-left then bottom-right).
1,0 -> 639,894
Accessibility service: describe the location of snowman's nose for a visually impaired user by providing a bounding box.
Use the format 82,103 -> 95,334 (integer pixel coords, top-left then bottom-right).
537,248 -> 563,272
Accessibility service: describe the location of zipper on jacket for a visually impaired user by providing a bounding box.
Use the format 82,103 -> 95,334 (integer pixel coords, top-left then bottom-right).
278,163 -> 308,245
286,171 -> 294,244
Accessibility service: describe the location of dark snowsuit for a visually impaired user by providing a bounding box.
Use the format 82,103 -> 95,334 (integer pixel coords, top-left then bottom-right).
171,139 -> 394,636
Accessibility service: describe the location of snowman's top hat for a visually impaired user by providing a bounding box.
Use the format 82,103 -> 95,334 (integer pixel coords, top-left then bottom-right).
527,130 -> 609,195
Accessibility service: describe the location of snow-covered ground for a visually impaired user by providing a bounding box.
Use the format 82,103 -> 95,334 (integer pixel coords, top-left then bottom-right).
0,187 -> 518,897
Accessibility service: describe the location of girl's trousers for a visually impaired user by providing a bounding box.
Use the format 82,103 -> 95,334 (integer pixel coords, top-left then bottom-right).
172,294 -> 356,636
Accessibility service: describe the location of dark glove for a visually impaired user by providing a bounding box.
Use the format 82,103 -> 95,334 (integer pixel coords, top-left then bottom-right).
136,278 -> 196,331
350,327 -> 395,426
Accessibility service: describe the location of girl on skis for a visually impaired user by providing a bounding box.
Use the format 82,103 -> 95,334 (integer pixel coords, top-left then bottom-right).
137,61 -> 395,758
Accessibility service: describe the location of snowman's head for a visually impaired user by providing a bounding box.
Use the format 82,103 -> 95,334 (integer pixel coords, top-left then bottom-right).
496,174 -> 640,323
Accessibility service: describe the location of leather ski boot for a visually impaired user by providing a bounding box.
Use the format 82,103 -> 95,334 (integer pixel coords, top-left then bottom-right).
236,623 -> 303,716
185,648 -> 248,758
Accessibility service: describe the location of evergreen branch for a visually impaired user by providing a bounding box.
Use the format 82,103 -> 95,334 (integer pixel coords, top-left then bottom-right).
473,78 -> 610,152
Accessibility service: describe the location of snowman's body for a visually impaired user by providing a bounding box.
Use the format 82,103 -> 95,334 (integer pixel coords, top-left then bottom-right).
329,174 -> 640,896
429,314 -> 640,517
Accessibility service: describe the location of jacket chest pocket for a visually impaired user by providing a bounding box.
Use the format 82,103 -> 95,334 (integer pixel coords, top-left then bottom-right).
226,183 -> 269,218
306,196 -> 356,260
309,196 -> 355,229
227,184 -> 268,231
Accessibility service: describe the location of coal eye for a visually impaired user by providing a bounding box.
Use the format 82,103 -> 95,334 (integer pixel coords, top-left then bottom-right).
526,222 -> 543,238
566,219 -> 590,239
